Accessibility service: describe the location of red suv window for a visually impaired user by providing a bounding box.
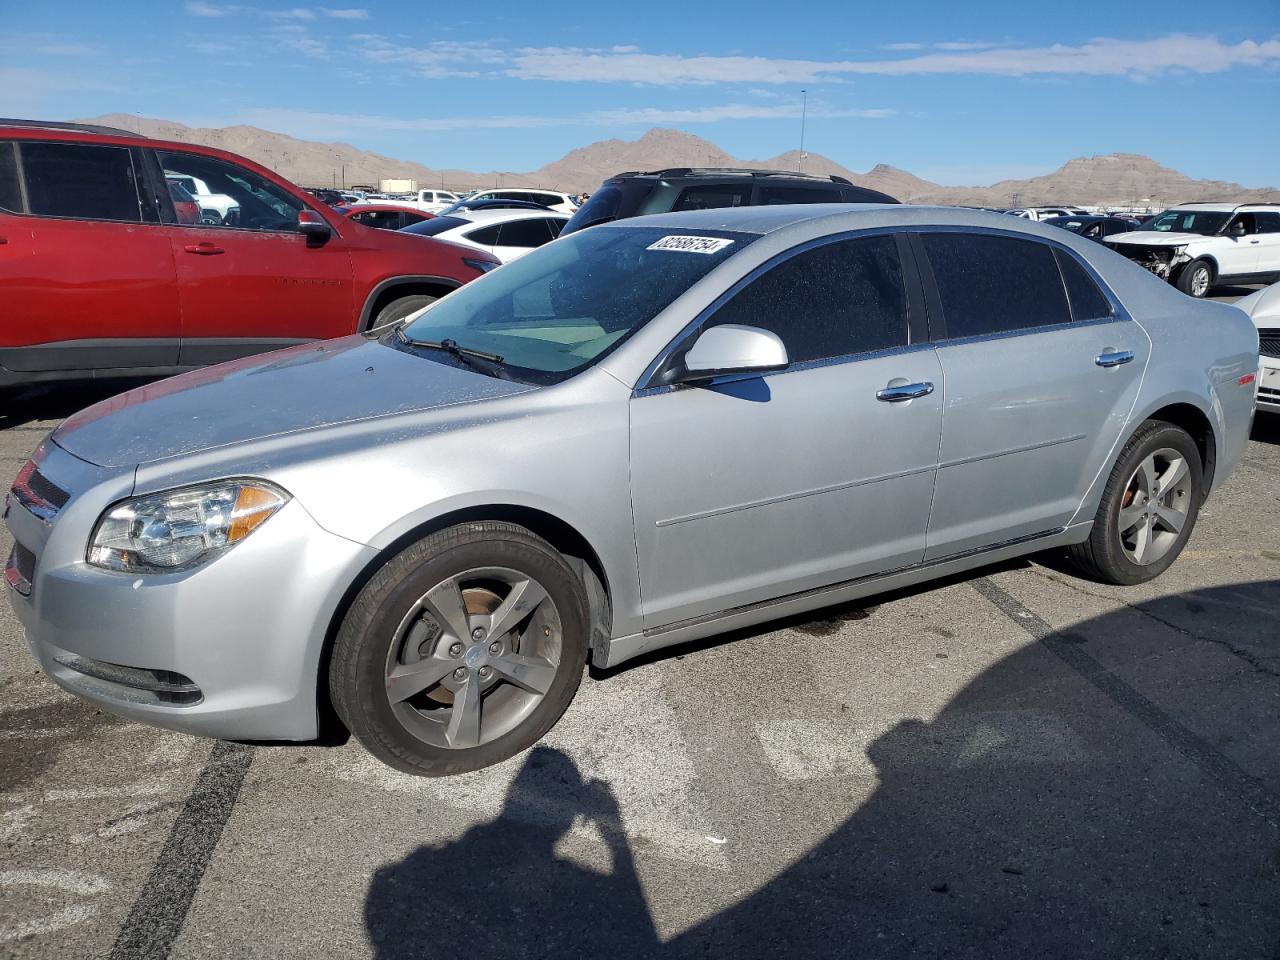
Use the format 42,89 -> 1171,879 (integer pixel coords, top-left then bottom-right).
20,141 -> 144,222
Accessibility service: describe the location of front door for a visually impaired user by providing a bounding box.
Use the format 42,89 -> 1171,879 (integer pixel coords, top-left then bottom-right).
629,233 -> 942,630
153,149 -> 354,366
914,231 -> 1148,559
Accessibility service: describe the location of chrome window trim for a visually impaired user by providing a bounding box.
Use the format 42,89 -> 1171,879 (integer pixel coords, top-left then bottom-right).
634,226 -> 916,395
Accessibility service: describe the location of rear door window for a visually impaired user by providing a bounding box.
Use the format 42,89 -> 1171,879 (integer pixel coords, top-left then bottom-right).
1054,249 -> 1115,322
19,141 -> 142,222
674,184 -> 750,211
922,233 -> 1071,338
756,185 -> 842,205
466,223 -> 503,246
495,218 -> 555,248
706,234 -> 908,363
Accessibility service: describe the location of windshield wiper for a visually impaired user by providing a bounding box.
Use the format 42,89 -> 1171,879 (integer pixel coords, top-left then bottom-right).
396,329 -> 513,380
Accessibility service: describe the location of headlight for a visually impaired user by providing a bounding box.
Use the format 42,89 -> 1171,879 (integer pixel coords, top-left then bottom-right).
87,480 -> 289,573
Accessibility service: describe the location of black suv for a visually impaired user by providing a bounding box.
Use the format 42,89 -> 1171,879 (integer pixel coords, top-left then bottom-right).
560,167 -> 898,235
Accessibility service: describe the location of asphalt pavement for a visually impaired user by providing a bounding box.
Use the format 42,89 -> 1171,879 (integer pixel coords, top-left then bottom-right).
2,297 -> 1278,958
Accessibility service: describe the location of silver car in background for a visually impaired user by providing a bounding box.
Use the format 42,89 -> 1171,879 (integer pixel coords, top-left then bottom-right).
4,205 -> 1259,776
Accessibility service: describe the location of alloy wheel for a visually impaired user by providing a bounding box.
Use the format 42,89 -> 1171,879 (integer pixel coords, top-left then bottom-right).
1190,266 -> 1210,297
383,566 -> 563,750
1116,447 -> 1193,565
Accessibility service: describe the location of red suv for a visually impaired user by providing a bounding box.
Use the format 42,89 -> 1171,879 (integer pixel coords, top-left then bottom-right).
0,119 -> 498,390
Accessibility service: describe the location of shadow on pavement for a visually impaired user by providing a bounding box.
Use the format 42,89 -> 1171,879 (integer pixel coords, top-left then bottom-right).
1252,413 -> 1280,445
366,579 -> 1280,959
0,380 -> 148,430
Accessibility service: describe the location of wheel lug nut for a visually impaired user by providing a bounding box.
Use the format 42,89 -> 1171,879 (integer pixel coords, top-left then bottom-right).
448,642 -> 464,657
478,666 -> 492,680
471,627 -> 485,641
488,641 -> 501,655
453,667 -> 467,680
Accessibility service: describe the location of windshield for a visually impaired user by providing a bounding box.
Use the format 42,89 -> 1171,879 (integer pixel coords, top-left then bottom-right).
1138,209 -> 1231,236
399,225 -> 754,384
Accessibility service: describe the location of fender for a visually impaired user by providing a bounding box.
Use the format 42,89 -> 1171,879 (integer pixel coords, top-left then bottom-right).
357,275 -> 462,330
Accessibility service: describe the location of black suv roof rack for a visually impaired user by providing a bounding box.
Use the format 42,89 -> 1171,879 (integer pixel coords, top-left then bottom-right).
0,118 -> 137,137
610,167 -> 853,186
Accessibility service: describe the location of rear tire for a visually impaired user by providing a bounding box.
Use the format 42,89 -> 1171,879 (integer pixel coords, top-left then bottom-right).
329,522 -> 589,776
1066,420 -> 1203,585
369,294 -> 437,332
1176,259 -> 1214,298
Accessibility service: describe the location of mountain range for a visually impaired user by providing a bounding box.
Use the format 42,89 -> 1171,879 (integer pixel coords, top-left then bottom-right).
85,114 -> 1280,208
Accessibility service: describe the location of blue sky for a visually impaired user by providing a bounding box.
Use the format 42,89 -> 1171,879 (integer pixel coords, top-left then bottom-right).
3,0 -> 1279,185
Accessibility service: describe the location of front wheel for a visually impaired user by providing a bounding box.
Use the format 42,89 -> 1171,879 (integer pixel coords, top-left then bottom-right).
1176,259 -> 1214,298
329,522 -> 589,776
1066,420 -> 1203,585
369,294 -> 437,332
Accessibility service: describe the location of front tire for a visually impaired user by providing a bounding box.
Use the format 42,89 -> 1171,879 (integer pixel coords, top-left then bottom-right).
369,294 -> 437,332
1066,420 -> 1203,585
1176,259 -> 1214,298
329,522 -> 589,776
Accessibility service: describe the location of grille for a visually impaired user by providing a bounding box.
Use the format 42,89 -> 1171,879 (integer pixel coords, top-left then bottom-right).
10,460 -> 70,520
1259,329 -> 1280,359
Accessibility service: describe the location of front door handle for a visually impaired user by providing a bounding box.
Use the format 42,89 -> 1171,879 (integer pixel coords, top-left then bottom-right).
876,381 -> 935,402
183,242 -> 225,255
1096,350 -> 1135,368
0,236 -> 8,245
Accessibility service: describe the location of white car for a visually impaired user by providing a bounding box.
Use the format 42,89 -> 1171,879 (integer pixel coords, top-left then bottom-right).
1105,203 -> 1280,298
395,189 -> 461,214
163,171 -> 239,224
402,208 -> 568,263
1006,206 -> 1090,222
1235,282 -> 1280,413
461,189 -> 578,215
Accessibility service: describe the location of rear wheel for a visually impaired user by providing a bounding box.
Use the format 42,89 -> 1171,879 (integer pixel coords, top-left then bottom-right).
1176,259 -> 1214,298
1066,421 -> 1203,585
330,522 -> 589,776
369,294 -> 437,332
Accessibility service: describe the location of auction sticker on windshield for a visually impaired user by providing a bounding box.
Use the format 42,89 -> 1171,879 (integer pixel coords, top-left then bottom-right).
646,236 -> 736,254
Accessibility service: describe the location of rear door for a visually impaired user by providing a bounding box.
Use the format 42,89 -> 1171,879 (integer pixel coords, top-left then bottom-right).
630,233 -> 942,629
1252,212 -> 1280,275
152,148 -> 355,365
0,139 -> 180,373
914,231 -> 1147,559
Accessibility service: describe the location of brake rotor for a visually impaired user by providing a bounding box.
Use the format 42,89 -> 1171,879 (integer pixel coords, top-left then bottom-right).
424,586 -> 502,705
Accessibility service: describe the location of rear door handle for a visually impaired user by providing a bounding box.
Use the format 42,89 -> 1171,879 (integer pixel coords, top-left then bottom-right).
1095,350 -> 1135,368
876,381 -> 935,402
183,242 -> 225,255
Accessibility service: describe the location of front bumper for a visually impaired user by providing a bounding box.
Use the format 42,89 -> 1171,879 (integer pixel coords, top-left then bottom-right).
5,443 -> 377,741
1259,358 -> 1280,413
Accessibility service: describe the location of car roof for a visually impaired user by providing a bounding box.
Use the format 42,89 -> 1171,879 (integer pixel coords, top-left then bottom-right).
1170,202 -> 1280,213
601,203 -> 1140,244
474,188 -> 566,197
453,208 -> 569,224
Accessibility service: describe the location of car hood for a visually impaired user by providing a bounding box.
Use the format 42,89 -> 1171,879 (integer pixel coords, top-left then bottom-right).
1105,231 -> 1205,246
52,337 -> 535,468
1235,282 -> 1280,328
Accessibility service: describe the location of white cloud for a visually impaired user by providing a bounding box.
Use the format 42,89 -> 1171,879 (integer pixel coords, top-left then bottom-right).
185,0 -> 227,15
322,7 -> 369,18
508,34 -> 1280,85
595,103 -> 894,124
354,35 -> 506,78
266,7 -> 317,19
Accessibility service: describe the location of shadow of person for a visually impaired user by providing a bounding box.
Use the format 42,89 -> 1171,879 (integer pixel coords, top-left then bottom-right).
365,746 -> 660,960
671,578 -> 1280,959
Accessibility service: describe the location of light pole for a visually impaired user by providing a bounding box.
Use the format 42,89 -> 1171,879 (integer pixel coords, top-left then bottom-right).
797,89 -> 807,173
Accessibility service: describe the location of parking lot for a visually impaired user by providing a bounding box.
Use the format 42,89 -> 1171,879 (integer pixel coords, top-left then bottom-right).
3,317 -> 1279,957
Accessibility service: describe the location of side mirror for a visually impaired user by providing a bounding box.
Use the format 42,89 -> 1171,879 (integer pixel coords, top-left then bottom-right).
298,209 -> 332,246
671,324 -> 789,383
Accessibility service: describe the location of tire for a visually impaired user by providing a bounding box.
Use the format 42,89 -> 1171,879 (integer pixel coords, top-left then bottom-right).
1176,259 -> 1214,298
369,294 -> 437,331
329,521 -> 589,776
1066,420 -> 1203,585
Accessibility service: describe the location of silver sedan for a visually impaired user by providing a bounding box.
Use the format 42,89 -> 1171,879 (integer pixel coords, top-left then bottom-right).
4,205 -> 1259,776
